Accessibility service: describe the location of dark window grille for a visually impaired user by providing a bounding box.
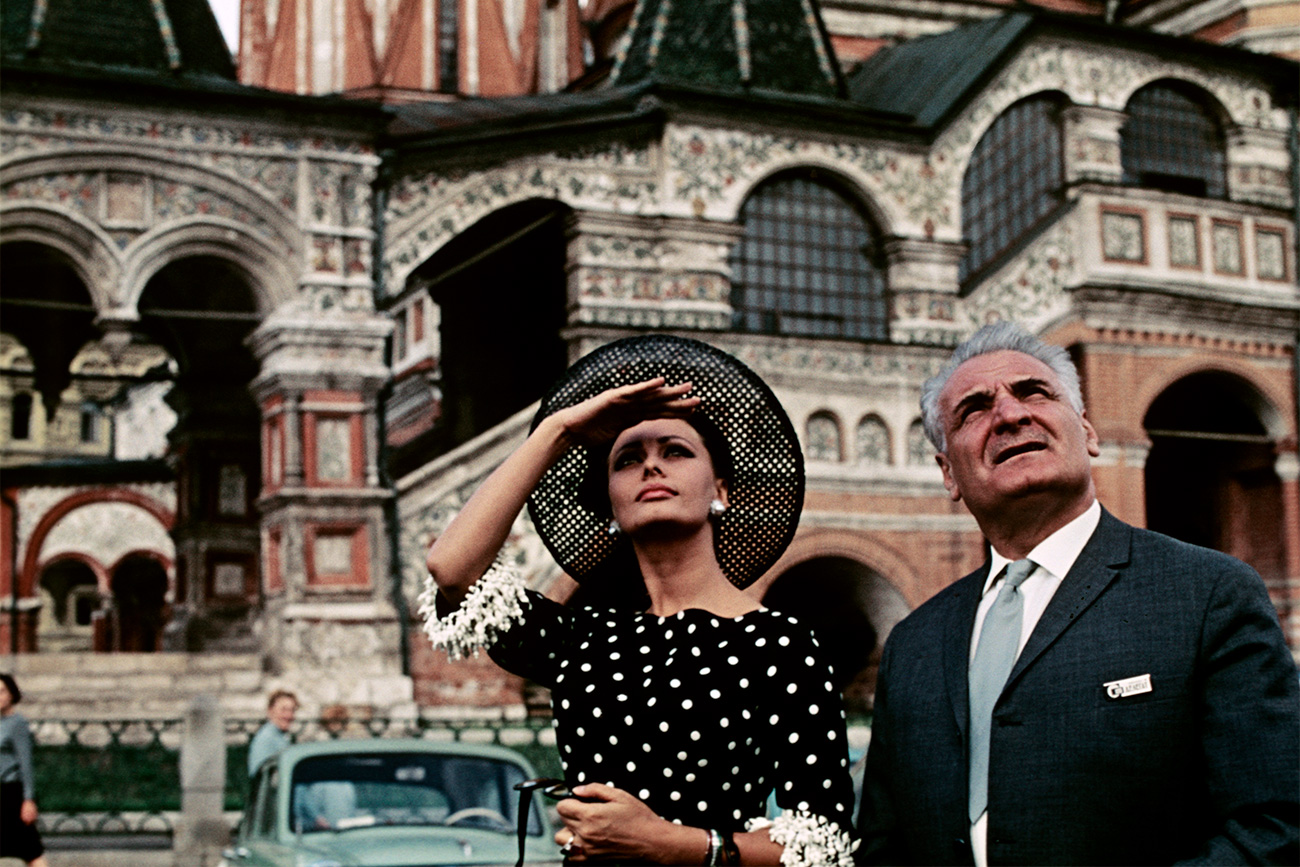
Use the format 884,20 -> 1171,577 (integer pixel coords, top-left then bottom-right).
730,171 -> 888,341
438,0 -> 459,93
1121,82 -> 1225,199
959,95 -> 1065,284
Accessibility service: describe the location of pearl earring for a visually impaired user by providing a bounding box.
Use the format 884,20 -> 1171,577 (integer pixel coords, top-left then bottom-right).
607,518 -> 621,536
709,499 -> 727,517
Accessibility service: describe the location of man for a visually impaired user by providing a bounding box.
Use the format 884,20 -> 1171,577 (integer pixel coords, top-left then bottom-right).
856,321 -> 1299,865
247,689 -> 298,776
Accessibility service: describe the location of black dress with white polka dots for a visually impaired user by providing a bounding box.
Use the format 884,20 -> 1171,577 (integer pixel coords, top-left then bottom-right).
487,590 -> 855,837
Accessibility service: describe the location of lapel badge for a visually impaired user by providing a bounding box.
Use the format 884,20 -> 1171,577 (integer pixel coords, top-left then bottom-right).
1104,673 -> 1152,699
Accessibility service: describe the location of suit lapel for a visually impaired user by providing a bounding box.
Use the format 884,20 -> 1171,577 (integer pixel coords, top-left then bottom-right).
1004,509 -> 1132,690
943,564 -> 990,736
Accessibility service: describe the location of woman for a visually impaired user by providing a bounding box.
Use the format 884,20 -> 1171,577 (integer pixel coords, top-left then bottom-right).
1,673 -> 48,867
423,335 -> 856,865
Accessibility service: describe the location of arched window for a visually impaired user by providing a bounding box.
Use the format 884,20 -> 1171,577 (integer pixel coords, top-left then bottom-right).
960,94 -> 1066,284
855,415 -> 890,466
11,392 -> 33,440
806,412 -> 843,462
1122,82 -> 1225,199
731,170 -> 888,341
906,418 -> 931,466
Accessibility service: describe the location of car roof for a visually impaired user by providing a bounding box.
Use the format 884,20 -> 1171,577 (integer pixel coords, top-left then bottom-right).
272,737 -> 539,771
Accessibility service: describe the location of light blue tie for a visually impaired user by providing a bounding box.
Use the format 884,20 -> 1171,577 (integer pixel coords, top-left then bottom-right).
968,558 -> 1036,824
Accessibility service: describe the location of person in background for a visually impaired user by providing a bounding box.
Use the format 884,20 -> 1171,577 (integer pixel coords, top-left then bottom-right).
1,673 -> 48,867
855,321 -> 1300,865
248,689 -> 298,776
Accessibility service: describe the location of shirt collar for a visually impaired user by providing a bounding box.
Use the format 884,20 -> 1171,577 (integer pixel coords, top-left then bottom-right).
984,499 -> 1101,596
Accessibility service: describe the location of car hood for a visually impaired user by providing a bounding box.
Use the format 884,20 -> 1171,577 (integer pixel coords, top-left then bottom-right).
298,826 -> 552,866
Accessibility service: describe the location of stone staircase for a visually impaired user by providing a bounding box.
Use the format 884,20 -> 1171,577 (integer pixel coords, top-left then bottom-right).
1,652 -> 271,721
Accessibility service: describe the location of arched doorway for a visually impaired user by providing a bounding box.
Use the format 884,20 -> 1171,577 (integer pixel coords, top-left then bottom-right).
1144,372 -> 1285,584
761,557 -> 910,714
391,200 -> 571,476
38,559 -> 101,652
110,555 -> 169,652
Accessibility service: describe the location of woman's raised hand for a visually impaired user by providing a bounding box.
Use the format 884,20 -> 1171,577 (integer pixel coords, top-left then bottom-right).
553,378 -> 700,448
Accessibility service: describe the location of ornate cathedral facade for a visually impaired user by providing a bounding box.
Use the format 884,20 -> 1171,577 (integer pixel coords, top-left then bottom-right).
1,0 -> 1296,718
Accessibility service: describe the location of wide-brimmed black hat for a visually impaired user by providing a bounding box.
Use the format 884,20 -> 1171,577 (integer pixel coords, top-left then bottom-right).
527,334 -> 804,589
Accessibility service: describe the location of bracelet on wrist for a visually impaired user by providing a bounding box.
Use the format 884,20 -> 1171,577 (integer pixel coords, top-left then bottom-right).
704,828 -> 722,866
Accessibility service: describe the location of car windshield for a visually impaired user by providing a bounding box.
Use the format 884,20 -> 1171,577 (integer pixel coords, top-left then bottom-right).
290,751 -> 542,835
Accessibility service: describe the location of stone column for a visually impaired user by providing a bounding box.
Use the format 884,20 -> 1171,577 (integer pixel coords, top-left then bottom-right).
884,237 -> 966,346
173,694 -> 228,867
248,314 -> 415,710
565,211 -> 740,334
1225,125 -> 1292,210
1061,105 -> 1126,186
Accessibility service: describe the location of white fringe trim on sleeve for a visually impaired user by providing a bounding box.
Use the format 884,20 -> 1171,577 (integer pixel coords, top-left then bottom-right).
745,811 -> 859,867
417,558 -> 530,661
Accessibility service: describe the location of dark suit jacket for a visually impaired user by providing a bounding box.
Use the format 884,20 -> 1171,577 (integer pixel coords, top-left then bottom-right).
856,509 -> 1300,865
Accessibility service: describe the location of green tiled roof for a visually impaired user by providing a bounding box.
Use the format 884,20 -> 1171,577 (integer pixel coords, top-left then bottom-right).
2,0 -> 236,78
611,0 -> 843,98
847,12 -> 1033,128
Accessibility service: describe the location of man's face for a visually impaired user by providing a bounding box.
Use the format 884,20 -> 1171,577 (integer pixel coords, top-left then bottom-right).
935,350 -> 1099,520
269,696 -> 298,732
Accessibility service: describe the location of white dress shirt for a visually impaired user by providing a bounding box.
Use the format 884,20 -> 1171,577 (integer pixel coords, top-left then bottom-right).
971,499 -> 1101,867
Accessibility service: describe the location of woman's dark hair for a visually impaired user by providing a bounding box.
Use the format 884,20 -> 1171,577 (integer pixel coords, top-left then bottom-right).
0,673 -> 21,704
575,412 -> 733,518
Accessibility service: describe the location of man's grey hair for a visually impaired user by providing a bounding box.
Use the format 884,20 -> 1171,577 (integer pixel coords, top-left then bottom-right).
920,321 -> 1085,453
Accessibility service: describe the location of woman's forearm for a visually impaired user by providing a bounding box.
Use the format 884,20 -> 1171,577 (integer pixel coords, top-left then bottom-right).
425,413 -> 573,603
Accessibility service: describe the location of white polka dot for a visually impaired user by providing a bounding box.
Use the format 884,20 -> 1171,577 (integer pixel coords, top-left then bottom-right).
734,809 -> 742,820
691,647 -> 701,657
727,656 -> 739,665
664,767 -> 673,777
639,789 -> 651,799
770,714 -> 780,725
697,758 -> 709,768
687,773 -> 697,782
561,699 -> 570,709
618,694 -> 628,702
755,637 -> 767,647
739,678 -> 749,688
640,646 -> 650,654
683,699 -> 693,710
700,667 -> 712,675
610,652 -> 621,660
659,721 -> 669,732
784,781 -> 793,791
710,689 -> 722,699
670,791 -> 681,801
670,679 -> 681,688
789,732 -> 799,744
627,761 -> 636,772
823,780 -> 832,789
593,707 -> 603,717
779,636 -> 790,646
594,753 -> 603,763
767,665 -> 778,676
648,697 -> 657,706
720,718 -> 729,727
585,684 -> 596,693
744,783 -> 752,792
643,743 -> 652,753
727,742 -> 736,750
576,727 -> 585,736
677,751 -> 688,761
798,800 -> 809,811
806,754 -> 817,764
809,704 -> 819,715
828,730 -> 837,740
613,673 -> 624,681
581,663 -> 592,671
787,683 -> 798,694
690,731 -> 701,741
697,801 -> 708,811
722,782 -> 731,791
805,656 -> 816,666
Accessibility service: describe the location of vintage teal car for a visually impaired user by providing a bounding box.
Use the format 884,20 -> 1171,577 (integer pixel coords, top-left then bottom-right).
221,738 -> 561,867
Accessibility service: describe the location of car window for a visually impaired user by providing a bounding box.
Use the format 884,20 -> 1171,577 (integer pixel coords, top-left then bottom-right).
288,752 -> 543,835
253,764 -> 279,839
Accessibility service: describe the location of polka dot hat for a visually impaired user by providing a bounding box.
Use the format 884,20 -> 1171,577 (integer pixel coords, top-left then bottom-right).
527,334 -> 805,589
